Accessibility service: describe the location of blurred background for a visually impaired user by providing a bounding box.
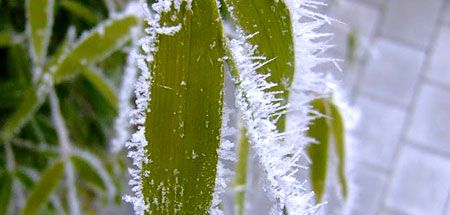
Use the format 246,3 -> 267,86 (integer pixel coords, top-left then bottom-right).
321,0 -> 450,214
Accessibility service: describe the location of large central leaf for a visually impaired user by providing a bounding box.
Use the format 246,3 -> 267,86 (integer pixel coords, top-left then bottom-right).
142,1 -> 225,213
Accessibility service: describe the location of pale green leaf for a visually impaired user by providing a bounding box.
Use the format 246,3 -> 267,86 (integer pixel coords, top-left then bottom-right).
0,32 -> 14,47
224,0 -> 294,130
329,102 -> 348,199
0,172 -> 13,215
142,1 -> 225,213
81,67 -> 118,108
307,99 -> 329,202
22,162 -> 64,215
52,15 -> 139,83
26,0 -> 55,65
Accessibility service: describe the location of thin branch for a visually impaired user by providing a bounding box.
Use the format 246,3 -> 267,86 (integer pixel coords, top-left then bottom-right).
49,90 -> 80,215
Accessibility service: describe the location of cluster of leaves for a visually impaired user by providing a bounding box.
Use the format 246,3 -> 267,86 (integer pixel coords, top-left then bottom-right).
0,0 -> 141,214
127,0 -> 348,214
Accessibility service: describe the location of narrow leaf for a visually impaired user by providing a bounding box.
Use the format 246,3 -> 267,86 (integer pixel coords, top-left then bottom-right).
60,0 -> 99,24
81,67 -> 118,108
329,102 -> 348,199
22,162 -> 64,215
0,32 -> 14,47
224,0 -> 294,130
26,0 -> 55,65
52,15 -> 139,83
307,99 -> 329,202
71,155 -> 107,192
235,128 -> 250,215
139,1 -> 225,213
0,172 -> 13,215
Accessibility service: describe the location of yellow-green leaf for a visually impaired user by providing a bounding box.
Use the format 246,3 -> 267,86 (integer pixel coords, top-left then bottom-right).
307,99 -> 329,202
26,0 -> 54,65
52,15 -> 139,83
142,1 -> 225,213
329,102 -> 348,199
22,162 -> 64,215
224,0 -> 294,130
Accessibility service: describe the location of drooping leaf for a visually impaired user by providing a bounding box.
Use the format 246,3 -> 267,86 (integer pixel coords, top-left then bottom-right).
52,15 -> 139,83
81,67 -> 118,108
60,0 -> 99,24
22,161 -> 64,215
235,128 -> 250,215
141,1 -> 225,213
0,172 -> 13,215
26,0 -> 55,65
329,102 -> 348,199
307,99 -> 329,202
224,0 -> 294,130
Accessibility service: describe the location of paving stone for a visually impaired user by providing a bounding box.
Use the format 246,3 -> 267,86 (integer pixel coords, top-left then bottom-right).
385,145 -> 450,215
381,0 -> 442,49
426,27 -> 450,87
407,84 -> 450,154
360,39 -> 425,106
344,166 -> 386,215
350,96 -> 406,169
328,0 -> 379,58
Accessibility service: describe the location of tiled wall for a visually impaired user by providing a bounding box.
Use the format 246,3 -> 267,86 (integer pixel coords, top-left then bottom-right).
323,0 -> 450,214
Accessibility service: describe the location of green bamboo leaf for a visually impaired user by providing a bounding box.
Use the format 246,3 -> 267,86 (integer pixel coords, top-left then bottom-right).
22,162 -> 64,215
26,0 -> 55,65
329,102 -> 348,199
60,0 -> 99,24
307,99 -> 329,202
0,172 -> 13,215
71,154 -> 107,192
224,0 -> 294,130
81,67 -> 118,108
52,15 -> 139,83
0,88 -> 44,142
235,128 -> 250,215
141,1 -> 225,213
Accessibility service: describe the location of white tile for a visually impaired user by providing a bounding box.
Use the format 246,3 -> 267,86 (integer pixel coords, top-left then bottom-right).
381,0 -> 442,49
328,0 -> 380,58
361,39 -> 425,106
350,96 -> 406,169
407,84 -> 450,153
386,145 -> 450,215
344,167 -> 386,215
427,27 -> 450,88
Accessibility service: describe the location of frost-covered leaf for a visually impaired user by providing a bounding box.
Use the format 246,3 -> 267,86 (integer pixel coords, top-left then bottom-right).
81,67 -> 118,108
225,0 -> 294,129
26,0 -> 54,65
60,0 -> 99,24
329,102 -> 348,199
125,1 -> 225,214
52,15 -> 139,83
0,172 -> 13,215
307,99 -> 329,202
22,161 -> 64,215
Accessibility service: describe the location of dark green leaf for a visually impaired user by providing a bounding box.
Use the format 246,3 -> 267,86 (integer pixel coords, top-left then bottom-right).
81,67 -> 118,108
0,172 -> 13,215
60,0 -> 99,24
71,154 -> 107,192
